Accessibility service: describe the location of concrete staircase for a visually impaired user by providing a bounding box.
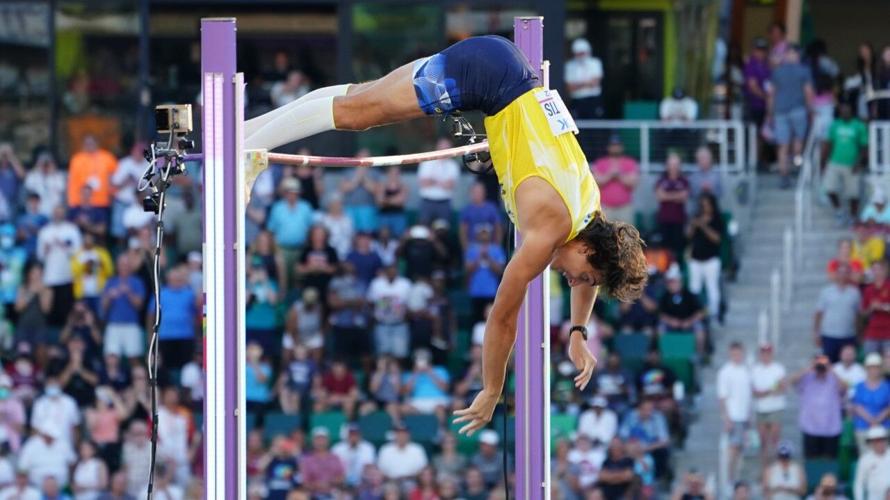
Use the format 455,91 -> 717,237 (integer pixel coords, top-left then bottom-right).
673,175 -> 845,496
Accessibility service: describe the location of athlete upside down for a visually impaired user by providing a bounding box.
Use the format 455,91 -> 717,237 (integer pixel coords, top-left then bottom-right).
245,35 -> 648,435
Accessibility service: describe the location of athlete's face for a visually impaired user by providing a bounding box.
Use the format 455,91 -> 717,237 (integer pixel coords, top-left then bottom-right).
551,241 -> 601,288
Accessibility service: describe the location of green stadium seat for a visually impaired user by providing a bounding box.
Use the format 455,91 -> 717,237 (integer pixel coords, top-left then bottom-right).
310,411 -> 347,443
403,414 -> 440,445
662,357 -> 695,394
805,458 -> 839,493
449,420 -> 479,456
263,412 -> 302,441
550,413 -> 577,442
358,411 -> 392,446
659,332 -> 696,360
614,333 -> 651,361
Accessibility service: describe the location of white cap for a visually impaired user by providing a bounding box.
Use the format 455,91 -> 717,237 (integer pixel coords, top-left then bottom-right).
865,352 -> 883,367
873,188 -> 887,205
479,429 -> 500,446
572,38 -> 592,54
865,426 -> 888,441
311,427 -> 329,438
665,263 -> 682,281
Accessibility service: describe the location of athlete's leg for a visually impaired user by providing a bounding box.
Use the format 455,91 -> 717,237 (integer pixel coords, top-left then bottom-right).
244,62 -> 425,151
244,84 -> 352,137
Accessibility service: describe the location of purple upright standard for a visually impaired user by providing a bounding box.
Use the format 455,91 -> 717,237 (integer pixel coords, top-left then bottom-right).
513,16 -> 551,500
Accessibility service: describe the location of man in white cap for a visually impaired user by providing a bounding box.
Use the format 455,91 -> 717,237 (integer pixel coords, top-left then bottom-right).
851,353 -> 890,452
564,38 -> 604,119
332,424 -> 376,488
853,426 -> 890,500
376,424 -> 427,484
472,429 -> 506,489
577,395 -> 618,445
300,427 -> 345,497
16,422 -> 75,489
861,188 -> 890,226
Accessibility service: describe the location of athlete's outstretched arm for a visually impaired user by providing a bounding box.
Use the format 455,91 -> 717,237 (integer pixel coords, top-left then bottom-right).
453,231 -> 554,436
245,62 -> 426,151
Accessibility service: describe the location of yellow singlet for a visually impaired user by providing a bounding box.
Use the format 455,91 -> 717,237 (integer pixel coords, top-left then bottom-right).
484,88 -> 601,242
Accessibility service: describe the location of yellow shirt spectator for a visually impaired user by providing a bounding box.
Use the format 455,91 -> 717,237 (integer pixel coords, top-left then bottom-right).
71,245 -> 114,300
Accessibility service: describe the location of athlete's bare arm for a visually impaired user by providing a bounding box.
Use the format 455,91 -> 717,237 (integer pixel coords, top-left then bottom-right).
454,178 -> 598,435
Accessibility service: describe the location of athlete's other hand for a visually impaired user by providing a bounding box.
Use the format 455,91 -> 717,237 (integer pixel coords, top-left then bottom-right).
568,334 -> 597,391
453,389 -> 500,436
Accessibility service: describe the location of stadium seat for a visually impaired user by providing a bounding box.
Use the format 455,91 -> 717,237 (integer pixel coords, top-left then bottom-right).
614,333 -> 651,360
449,420 -> 479,456
403,414 -> 439,445
805,458 -> 839,493
550,413 -> 577,442
310,411 -> 347,443
659,332 -> 697,360
662,357 -> 695,394
357,411 -> 392,446
263,412 -> 301,441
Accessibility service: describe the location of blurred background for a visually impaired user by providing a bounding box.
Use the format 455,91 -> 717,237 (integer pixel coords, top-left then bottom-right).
1,0 -> 890,499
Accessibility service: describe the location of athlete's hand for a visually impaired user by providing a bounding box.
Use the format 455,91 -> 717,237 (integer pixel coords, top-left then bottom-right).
568,334 -> 597,391
453,389 -> 500,436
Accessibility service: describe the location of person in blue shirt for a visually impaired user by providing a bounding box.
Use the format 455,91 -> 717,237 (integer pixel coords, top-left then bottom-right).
147,264 -> 198,370
459,182 -> 503,248
851,353 -> 890,452
464,224 -> 506,323
0,223 -> 26,318
618,398 -> 671,480
68,185 -> 108,241
266,177 -> 314,265
16,192 -> 47,258
402,349 -> 450,424
101,253 -> 146,364
245,341 -> 273,414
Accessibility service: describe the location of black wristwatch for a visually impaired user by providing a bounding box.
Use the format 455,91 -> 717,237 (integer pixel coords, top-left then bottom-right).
569,325 -> 588,341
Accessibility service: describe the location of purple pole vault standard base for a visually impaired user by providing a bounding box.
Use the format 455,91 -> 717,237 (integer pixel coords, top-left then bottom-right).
514,16 -> 551,500
201,18 -> 242,500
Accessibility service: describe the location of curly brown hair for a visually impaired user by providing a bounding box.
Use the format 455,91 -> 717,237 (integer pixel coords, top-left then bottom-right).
574,213 -> 648,302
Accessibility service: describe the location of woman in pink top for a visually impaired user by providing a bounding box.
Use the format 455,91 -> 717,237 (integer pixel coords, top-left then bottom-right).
591,135 -> 640,224
85,385 -> 127,467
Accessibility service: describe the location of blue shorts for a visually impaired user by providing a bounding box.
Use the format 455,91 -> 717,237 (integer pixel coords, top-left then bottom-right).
412,35 -> 539,116
774,107 -> 808,145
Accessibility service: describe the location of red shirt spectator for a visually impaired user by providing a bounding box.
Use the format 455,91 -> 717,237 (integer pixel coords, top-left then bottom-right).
591,135 -> 640,224
322,365 -> 356,395
300,428 -> 345,496
862,261 -> 890,345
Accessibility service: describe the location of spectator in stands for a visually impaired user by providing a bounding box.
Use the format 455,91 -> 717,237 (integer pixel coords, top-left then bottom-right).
0,469 -> 39,500
655,153 -> 690,259
551,439 -> 581,499
567,433 -> 605,490
263,437 -> 300,500
432,433 -> 466,480
376,425 -> 428,484
100,253 -> 145,364
768,44 -> 813,188
618,268 -> 662,336
660,87 -> 698,123
316,194 -> 354,260
332,424 -> 375,489
401,348 -> 450,424
147,265 -> 199,370
58,334 -> 101,407
593,352 -> 636,416
743,38 -> 771,147
271,70 -> 309,108
578,395 -> 617,446
157,387 -> 192,485
791,354 -> 846,458
717,342 -> 752,486
373,226 -> 398,268
278,343 -> 316,415
85,386 -> 126,470
70,233 -> 113,315
844,43 -> 877,120
67,135 -> 117,212
0,144 -> 23,222
345,233 -> 381,291
834,344 -> 867,396
814,263 -> 861,362
862,260 -> 890,355
13,263 -> 52,360
0,375 -> 24,453
591,135 -> 640,224
851,353 -> 890,452
340,161 -> 379,233
285,285 -> 325,359
597,438 -> 635,499
806,40 -> 840,142
31,375 -> 80,447
297,225 -> 339,301
409,466 -> 439,499
300,427 -> 346,497
827,239 -> 865,284
17,192 -> 48,258
459,182 -> 503,248
464,224 -> 505,322
170,189 -> 202,260
767,22 -> 789,68
852,223 -> 885,270
110,140 -> 147,246
860,188 -> 890,225
368,263 -> 412,359
824,102 -> 868,225
245,260 -> 280,353
314,359 -> 359,419
751,342 -> 787,462
854,426 -> 890,500
805,473 -> 848,500
326,263 -> 370,365
18,422 -> 75,489
267,177 -> 314,274
24,151 -> 66,218
471,430 -> 504,490
417,138 -> 460,225
462,467 -> 488,500
68,185 -> 108,241
689,147 -> 723,201
565,38 -> 604,119
659,264 -> 706,353
245,341 -> 273,416
670,468 -> 714,500
762,440 -> 806,500
376,166 -> 408,237
686,193 -> 724,323
619,399 -> 670,479
38,204 -> 82,328
72,439 -> 107,498
399,225 -> 447,281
